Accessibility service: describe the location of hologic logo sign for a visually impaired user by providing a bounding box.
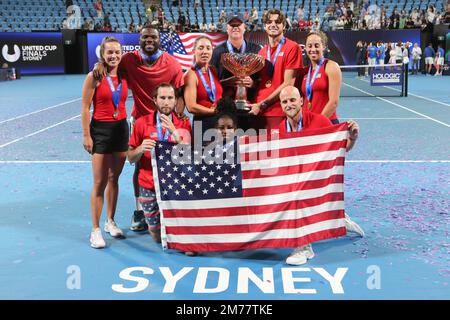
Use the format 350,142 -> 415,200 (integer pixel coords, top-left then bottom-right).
2,45 -> 21,63
371,70 -> 402,84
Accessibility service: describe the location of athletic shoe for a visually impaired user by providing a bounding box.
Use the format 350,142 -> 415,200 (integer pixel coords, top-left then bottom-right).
344,213 -> 365,237
90,228 -> 106,248
104,219 -> 124,238
286,244 -> 315,265
185,251 -> 197,256
130,210 -> 148,231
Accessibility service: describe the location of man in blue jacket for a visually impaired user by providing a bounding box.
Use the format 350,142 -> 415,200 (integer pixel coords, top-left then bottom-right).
424,43 -> 435,75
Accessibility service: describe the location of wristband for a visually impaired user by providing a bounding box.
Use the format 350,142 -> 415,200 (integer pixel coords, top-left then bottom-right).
260,101 -> 269,109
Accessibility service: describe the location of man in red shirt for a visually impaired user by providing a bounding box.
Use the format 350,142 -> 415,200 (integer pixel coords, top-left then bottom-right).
275,85 -> 364,266
248,9 -> 303,130
93,23 -> 185,231
128,83 -> 191,244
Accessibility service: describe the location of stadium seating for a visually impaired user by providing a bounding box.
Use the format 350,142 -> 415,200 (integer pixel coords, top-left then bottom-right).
0,0 -> 446,32
0,0 -> 146,32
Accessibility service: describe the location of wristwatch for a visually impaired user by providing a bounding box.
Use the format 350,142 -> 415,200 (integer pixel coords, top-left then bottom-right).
260,101 -> 269,109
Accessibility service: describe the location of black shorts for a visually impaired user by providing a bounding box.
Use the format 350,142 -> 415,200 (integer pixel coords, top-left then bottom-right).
90,118 -> 129,154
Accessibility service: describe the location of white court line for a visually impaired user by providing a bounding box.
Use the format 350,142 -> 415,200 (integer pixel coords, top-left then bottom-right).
359,78 -> 450,107
0,114 -> 81,148
0,160 -> 449,164
342,82 -> 450,128
0,98 -> 82,125
340,117 -> 426,120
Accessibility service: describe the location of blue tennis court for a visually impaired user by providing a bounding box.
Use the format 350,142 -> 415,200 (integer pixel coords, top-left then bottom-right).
0,74 -> 448,300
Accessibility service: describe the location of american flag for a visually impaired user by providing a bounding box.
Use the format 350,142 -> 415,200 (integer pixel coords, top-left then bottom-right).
151,123 -> 349,252
160,32 -> 228,70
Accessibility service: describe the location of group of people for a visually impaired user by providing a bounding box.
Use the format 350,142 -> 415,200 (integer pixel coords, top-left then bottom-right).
423,43 -> 446,76
355,40 -> 446,77
81,9 -> 364,265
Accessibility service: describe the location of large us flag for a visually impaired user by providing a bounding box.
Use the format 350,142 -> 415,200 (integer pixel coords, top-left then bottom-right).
151,123 -> 349,252
160,32 -> 227,70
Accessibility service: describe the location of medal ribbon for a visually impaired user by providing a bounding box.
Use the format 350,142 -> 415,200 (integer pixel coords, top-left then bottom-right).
194,64 -> 216,103
226,40 -> 246,54
106,76 -> 122,115
286,116 -> 302,132
267,36 -> 285,78
156,112 -> 172,141
140,49 -> 163,62
306,58 -> 324,102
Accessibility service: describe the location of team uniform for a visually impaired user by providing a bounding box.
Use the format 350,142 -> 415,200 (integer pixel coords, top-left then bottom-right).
90,75 -> 129,154
377,44 -> 385,66
300,59 -> 339,124
128,113 -> 192,230
119,50 -> 185,120
275,110 -> 332,134
424,46 -> 435,66
188,66 -> 223,135
437,47 -> 445,66
367,45 -> 377,66
256,38 -> 303,128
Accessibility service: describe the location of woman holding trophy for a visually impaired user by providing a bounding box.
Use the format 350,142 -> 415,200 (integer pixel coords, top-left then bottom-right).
184,36 -> 223,140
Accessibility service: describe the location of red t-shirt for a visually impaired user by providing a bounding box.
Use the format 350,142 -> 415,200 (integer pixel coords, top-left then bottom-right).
119,50 -> 184,119
275,110 -> 332,134
128,112 -> 192,190
189,66 -> 223,109
92,75 -> 128,122
256,38 -> 303,117
300,59 -> 338,121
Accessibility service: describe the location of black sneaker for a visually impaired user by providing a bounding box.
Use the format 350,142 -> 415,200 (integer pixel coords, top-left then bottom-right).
130,210 -> 148,231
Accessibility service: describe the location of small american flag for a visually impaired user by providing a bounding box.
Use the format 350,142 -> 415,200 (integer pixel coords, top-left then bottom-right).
152,123 -> 349,252
160,32 -> 228,70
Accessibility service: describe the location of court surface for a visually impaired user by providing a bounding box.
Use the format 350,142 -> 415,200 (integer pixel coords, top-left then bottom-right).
0,74 -> 448,300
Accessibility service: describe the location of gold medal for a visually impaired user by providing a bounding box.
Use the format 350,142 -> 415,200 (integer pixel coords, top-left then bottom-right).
113,111 -> 118,119
307,102 -> 312,110
265,80 -> 272,88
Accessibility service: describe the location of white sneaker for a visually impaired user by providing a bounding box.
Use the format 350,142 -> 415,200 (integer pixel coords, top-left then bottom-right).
286,244 -> 315,265
344,213 -> 365,237
104,219 -> 124,238
90,228 -> 106,248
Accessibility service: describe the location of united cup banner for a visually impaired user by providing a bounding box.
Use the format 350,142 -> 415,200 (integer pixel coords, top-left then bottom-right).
152,123 -> 349,252
87,32 -> 227,71
0,32 -> 64,74
370,69 -> 403,86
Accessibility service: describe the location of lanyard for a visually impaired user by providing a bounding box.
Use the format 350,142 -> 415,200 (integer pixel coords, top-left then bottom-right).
306,58 -> 324,102
226,40 -> 246,54
106,76 -> 122,111
140,49 -> 163,63
156,112 -> 172,141
267,36 -> 285,78
194,64 -> 216,103
286,117 -> 302,132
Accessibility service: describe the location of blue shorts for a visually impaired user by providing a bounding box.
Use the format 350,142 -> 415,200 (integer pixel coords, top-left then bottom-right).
138,186 -> 160,231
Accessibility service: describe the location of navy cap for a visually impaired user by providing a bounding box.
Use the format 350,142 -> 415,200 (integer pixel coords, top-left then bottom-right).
226,13 -> 244,24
